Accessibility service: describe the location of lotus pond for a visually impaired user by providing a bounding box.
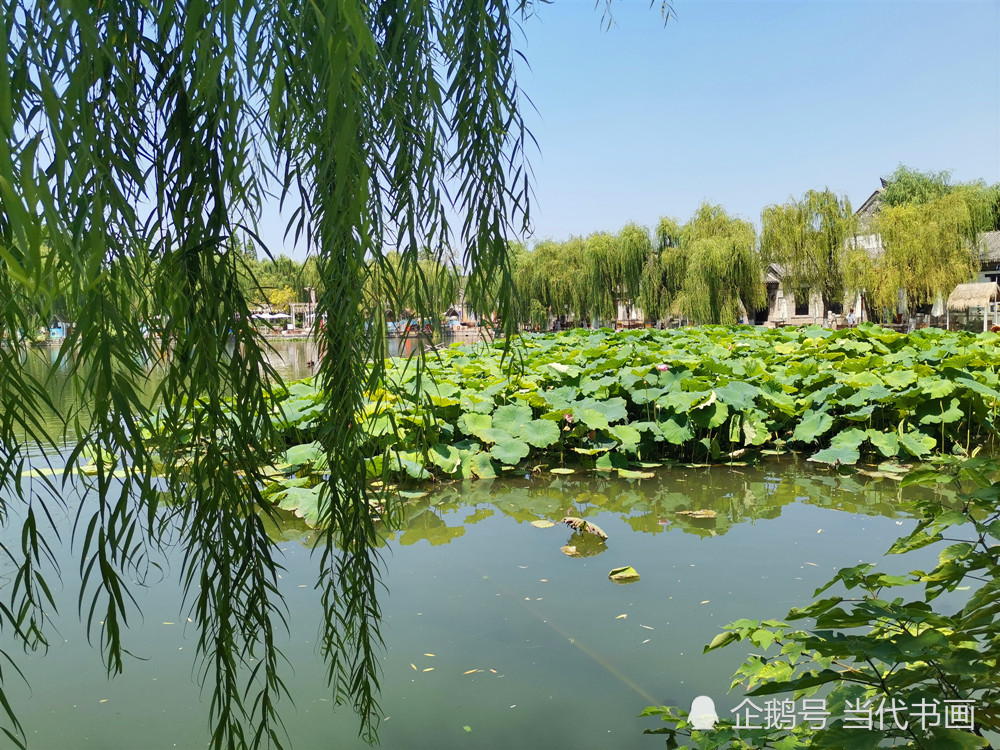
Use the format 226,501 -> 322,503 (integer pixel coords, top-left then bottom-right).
3,456 -> 948,749
7,329 -> 998,748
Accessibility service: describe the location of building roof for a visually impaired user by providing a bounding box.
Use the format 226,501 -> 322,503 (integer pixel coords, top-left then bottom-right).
977,230 -> 1000,262
947,281 -> 1000,311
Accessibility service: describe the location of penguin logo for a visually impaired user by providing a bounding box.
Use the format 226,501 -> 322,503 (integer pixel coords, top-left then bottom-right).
689,695 -> 719,731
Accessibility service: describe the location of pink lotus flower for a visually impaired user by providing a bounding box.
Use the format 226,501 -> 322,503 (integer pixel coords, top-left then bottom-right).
564,413 -> 574,423
656,364 -> 669,371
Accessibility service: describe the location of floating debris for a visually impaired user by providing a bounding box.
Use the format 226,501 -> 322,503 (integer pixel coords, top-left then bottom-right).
561,516 -> 608,539
608,566 -> 640,584
676,509 -> 717,519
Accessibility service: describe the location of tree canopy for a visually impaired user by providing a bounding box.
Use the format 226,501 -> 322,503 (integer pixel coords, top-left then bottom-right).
760,189 -> 855,314
0,1 -> 531,746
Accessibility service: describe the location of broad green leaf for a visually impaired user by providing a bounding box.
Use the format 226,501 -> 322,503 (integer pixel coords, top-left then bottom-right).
517,419 -> 561,448
489,439 -> 530,465
492,404 -> 533,434
792,410 -> 835,443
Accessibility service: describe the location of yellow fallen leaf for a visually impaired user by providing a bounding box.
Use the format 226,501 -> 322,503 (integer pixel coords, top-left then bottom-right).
162,622 -> 175,625
424,653 -> 435,657
422,668 -> 434,672
817,529 -> 823,534
410,663 -> 417,671
489,669 -> 498,674
99,699 -> 108,703
615,614 -> 627,620
539,579 -> 548,583
463,669 -> 478,675
700,600 -> 710,604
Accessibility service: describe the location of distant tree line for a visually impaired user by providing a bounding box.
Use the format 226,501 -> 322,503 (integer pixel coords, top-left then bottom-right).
509,166 -> 1000,327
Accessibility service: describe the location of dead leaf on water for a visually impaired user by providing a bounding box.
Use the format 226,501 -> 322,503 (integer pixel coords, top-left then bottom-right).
530,520 -> 555,529
560,545 -> 579,557
640,625 -> 653,630
562,516 -> 608,539
615,614 -> 627,620
162,622 -> 175,625
676,509 -> 717,519
99,699 -> 108,703
410,664 -> 417,671
550,468 -> 575,475
423,668 -> 434,672
642,639 -> 650,644
424,653 -> 435,657
463,669 -> 478,675
804,562 -> 819,567
700,600 -> 710,604
817,529 -> 823,534
489,669 -> 498,674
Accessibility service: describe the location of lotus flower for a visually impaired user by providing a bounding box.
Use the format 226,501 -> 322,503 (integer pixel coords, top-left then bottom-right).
656,363 -> 669,371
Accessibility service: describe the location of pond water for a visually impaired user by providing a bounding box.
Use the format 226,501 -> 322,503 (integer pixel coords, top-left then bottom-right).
2,340 -> 945,749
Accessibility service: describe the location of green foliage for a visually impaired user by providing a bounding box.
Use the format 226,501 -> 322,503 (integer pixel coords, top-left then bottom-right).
237,325 -> 1000,514
674,204 -> 766,325
761,189 -> 856,314
0,0 -> 533,746
642,458 -> 1000,748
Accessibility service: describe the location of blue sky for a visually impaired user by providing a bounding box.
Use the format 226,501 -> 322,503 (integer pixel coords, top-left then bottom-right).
262,1 -> 1000,258
517,0 -> 1000,240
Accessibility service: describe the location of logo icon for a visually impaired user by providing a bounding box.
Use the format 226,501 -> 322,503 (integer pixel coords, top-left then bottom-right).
689,695 -> 719,731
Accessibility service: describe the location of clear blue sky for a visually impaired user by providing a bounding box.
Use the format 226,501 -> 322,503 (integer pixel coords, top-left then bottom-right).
263,1 -> 1000,257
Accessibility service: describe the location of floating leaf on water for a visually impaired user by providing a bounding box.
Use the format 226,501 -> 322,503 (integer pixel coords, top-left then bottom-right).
162,622 -> 175,625
608,566 -> 640,583
640,625 -> 653,630
676,509 -> 717,519
549,467 -> 575,475
617,468 -> 655,479
561,516 -> 608,539
700,600 -> 710,604
615,614 -> 627,620
804,562 -> 819,567
423,668 -> 434,672
411,664 -> 417,671
463,669 -> 478,675
530,520 -> 555,529
642,639 -> 650,644
424,653 -> 435,657
463,726 -> 472,733
489,669 -> 498,674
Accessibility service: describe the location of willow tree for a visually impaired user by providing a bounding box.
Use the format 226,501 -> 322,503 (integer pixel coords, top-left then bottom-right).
847,193 -> 980,315
639,216 -> 684,323
676,204 -> 766,324
760,189 -> 856,315
845,169 -> 995,316
515,237 -> 595,325
1,1 -> 531,747
582,223 -> 651,323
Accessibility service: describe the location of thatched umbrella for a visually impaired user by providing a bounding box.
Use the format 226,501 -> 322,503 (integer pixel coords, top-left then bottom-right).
946,282 -> 1000,331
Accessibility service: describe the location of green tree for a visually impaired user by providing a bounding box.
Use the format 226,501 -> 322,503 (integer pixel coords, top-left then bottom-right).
0,1 -> 532,747
760,189 -> 856,316
639,216 -> 685,323
675,204 -> 766,325
845,168 -> 992,317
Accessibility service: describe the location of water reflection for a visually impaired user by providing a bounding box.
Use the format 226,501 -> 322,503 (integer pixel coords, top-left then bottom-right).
260,459 -> 923,548
382,460 -> 917,548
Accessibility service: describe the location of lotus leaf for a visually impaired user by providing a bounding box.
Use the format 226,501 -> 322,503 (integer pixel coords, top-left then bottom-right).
489,439 -> 530,466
